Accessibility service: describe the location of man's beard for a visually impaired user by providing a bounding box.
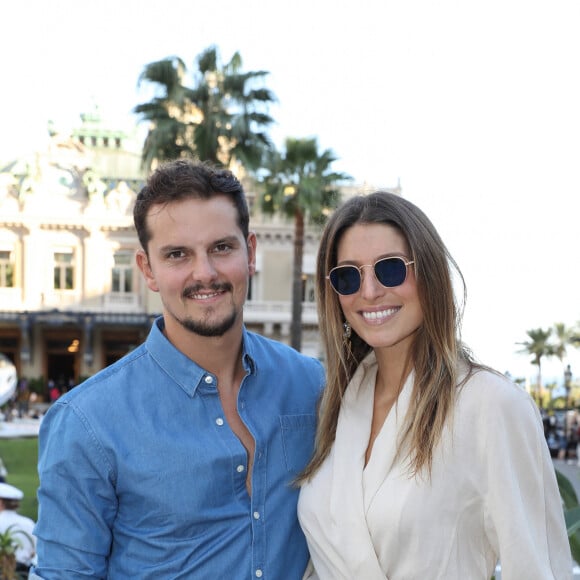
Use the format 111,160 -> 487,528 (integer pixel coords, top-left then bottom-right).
176,282 -> 238,337
179,309 -> 238,337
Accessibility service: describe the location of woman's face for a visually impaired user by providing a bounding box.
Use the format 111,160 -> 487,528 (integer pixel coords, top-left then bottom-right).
335,223 -> 423,357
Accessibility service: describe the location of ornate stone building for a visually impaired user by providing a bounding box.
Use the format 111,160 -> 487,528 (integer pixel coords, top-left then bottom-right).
0,110 -> 324,395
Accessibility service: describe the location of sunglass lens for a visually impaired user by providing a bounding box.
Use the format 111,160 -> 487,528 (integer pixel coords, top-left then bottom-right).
330,267 -> 360,295
374,258 -> 407,287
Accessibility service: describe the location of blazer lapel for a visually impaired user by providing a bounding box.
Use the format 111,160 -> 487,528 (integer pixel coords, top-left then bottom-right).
328,353 -> 390,579
362,371 -> 414,509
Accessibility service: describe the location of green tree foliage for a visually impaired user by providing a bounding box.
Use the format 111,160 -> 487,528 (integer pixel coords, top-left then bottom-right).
553,322 -> 574,363
134,46 -> 276,172
260,137 -> 351,351
556,469 -> 580,563
0,524 -> 34,579
0,525 -> 18,580
518,327 -> 555,405
517,322 -> 580,407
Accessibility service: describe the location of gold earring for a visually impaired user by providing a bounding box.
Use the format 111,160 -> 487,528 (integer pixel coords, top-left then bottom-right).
343,321 -> 353,357
343,322 -> 352,340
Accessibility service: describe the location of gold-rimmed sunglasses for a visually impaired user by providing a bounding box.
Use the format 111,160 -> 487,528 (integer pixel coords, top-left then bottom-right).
327,256 -> 415,296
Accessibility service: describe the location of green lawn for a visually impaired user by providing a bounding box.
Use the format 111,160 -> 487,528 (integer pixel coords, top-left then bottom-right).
0,438 -> 39,521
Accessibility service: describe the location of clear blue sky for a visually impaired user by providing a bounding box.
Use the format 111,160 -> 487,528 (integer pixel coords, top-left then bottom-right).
2,0 -> 579,385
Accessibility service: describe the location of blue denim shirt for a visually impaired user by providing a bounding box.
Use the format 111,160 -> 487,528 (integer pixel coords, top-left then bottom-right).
32,318 -> 324,579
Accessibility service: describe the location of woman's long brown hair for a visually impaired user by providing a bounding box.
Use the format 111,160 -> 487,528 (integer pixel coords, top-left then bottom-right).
298,192 -> 477,483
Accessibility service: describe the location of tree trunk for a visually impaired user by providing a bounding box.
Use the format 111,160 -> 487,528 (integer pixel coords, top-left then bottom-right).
290,210 -> 304,351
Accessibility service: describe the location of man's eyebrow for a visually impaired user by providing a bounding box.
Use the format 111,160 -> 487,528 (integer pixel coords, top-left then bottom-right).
157,236 -> 241,254
158,244 -> 187,253
214,235 -> 241,245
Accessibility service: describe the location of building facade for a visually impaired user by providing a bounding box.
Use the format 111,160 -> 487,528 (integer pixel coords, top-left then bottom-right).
0,112 -> 326,397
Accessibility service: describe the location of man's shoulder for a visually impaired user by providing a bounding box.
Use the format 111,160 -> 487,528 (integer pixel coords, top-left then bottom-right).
245,331 -> 322,368
59,343 -> 150,403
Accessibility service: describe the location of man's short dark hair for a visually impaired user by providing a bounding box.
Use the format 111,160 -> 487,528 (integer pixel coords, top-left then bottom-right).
0,498 -> 20,510
134,160 -> 250,252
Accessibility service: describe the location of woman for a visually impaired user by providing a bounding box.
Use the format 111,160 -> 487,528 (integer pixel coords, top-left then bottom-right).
298,192 -> 570,579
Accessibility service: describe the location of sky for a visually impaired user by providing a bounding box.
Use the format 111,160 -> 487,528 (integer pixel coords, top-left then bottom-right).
1,0 -> 579,387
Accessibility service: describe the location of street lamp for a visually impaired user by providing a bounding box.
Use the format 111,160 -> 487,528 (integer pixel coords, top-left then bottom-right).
564,364 -> 573,408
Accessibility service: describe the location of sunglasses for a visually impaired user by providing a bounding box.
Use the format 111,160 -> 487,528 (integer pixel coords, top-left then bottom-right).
327,256 -> 415,295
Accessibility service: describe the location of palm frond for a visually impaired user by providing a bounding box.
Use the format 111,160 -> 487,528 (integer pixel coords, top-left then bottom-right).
134,46 -> 277,172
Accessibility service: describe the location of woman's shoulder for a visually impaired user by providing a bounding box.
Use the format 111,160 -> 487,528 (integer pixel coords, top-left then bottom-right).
457,363 -> 533,411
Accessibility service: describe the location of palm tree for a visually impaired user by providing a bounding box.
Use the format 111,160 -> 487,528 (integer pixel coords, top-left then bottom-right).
553,322 -> 578,407
570,321 -> 580,348
189,47 -> 276,171
133,56 -> 196,170
134,46 -> 276,172
553,322 -> 573,362
260,137 -> 351,351
518,327 -> 555,407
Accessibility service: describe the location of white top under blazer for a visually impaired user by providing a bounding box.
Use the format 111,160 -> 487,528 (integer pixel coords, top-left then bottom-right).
298,352 -> 571,579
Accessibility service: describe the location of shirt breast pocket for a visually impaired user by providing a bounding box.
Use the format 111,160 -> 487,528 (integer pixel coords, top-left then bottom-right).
279,414 -> 317,473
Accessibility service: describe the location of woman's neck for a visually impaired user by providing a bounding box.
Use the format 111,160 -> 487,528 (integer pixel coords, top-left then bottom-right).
373,342 -> 413,398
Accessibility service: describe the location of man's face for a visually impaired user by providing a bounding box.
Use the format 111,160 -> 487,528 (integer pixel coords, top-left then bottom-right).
137,195 -> 256,341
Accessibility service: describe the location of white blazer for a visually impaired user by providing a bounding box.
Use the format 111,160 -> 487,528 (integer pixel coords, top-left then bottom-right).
298,352 -> 571,579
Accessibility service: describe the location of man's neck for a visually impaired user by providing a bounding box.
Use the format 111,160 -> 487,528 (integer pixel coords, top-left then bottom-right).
163,318 -> 245,387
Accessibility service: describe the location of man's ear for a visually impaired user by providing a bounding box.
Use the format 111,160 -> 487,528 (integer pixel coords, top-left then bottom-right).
247,232 -> 257,276
136,250 -> 159,293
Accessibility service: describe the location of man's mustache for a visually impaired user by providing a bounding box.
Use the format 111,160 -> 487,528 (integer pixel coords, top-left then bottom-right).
182,283 -> 232,299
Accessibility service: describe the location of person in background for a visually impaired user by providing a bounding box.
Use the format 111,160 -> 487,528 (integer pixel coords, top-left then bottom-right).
16,378 -> 30,419
575,420 -> 580,467
47,380 -> 60,403
0,457 -> 7,483
297,191 -> 571,579
32,159 -> 324,579
0,482 -> 36,573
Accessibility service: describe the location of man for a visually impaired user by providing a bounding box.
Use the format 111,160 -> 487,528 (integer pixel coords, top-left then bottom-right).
32,160 -> 324,579
0,482 -> 36,572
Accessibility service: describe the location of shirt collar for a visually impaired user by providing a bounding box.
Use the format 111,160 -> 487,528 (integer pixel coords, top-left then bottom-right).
241,326 -> 257,375
145,317 -> 257,397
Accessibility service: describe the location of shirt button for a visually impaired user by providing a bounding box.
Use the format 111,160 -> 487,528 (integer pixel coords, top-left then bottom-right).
253,511 -> 260,519
216,418 -> 224,426
236,465 -> 245,473
204,375 -> 213,384
255,570 -> 263,578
